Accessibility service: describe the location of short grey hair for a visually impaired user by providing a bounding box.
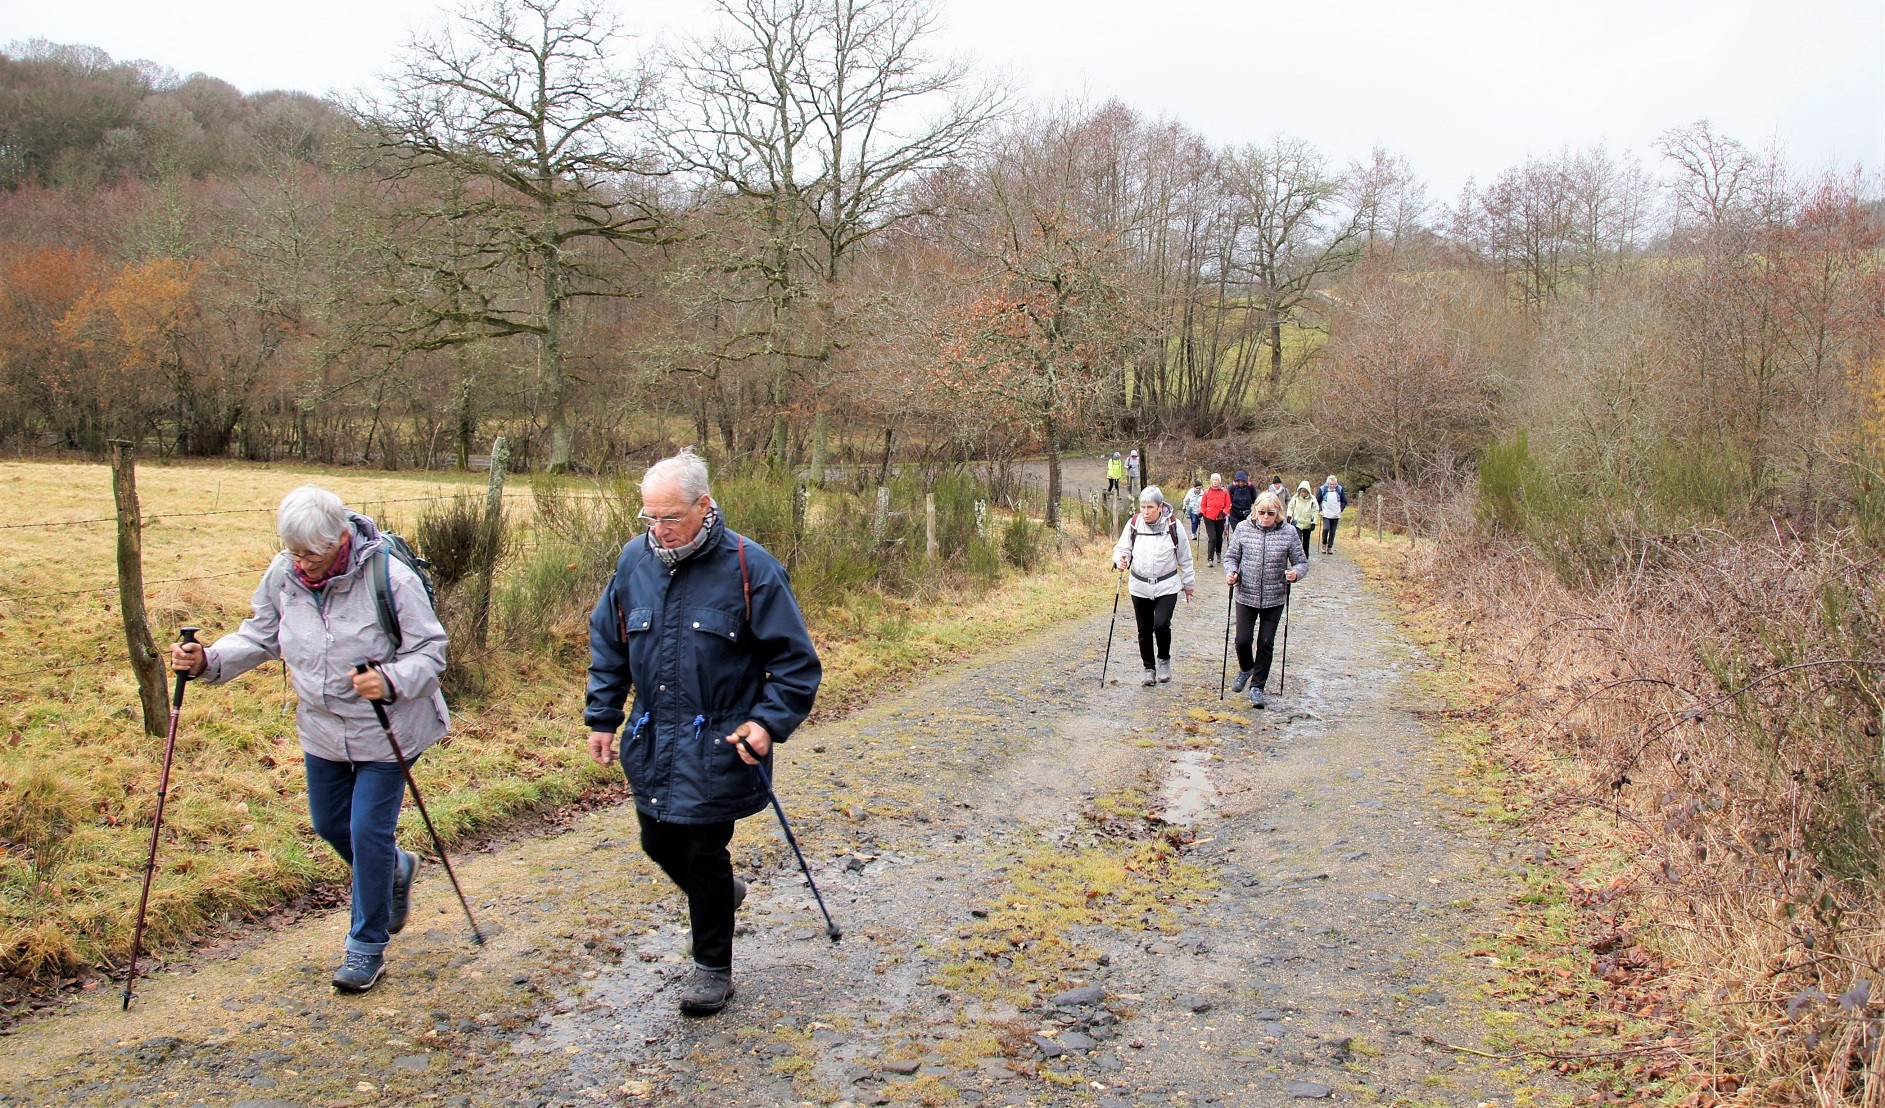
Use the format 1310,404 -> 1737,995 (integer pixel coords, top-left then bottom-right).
1138,485 -> 1165,506
278,485 -> 348,553
642,448 -> 711,503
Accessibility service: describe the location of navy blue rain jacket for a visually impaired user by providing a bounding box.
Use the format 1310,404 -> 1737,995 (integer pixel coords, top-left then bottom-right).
585,526 -> 822,824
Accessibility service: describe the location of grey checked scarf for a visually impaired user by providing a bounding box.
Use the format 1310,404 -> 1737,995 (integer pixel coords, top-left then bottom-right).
651,503 -> 722,568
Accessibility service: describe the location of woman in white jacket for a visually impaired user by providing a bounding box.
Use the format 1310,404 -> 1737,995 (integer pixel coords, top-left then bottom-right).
171,485 -> 448,995
1112,486 -> 1196,686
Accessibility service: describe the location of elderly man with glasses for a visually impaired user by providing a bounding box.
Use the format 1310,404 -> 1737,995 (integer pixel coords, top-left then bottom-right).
584,449 -> 822,1017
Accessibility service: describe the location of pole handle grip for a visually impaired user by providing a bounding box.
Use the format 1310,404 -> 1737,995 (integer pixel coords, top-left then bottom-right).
353,662 -> 395,729
172,626 -> 200,705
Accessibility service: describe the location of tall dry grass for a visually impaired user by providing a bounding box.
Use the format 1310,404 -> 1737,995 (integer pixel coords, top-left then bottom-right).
1399,518 -> 1885,1105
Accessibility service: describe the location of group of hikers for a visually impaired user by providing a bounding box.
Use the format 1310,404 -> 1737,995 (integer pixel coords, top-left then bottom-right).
1110,463 -> 1350,709
151,446 -> 1347,1018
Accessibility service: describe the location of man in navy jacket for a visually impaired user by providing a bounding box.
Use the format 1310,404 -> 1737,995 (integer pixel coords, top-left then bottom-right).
586,449 -> 822,1016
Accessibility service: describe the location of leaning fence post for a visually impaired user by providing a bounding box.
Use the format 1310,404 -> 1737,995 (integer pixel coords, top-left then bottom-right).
109,440 -> 166,738
469,436 -> 508,649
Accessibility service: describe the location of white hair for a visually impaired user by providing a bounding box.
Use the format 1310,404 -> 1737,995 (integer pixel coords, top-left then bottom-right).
278,485 -> 348,553
1326,474 -> 1339,484
642,448 -> 712,503
1138,485 -> 1165,506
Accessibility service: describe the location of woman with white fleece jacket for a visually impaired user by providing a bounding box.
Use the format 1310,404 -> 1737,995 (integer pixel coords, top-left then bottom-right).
1112,486 -> 1197,686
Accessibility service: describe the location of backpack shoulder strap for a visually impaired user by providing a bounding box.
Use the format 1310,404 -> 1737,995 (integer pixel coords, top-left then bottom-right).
372,547 -> 402,650
736,535 -> 751,624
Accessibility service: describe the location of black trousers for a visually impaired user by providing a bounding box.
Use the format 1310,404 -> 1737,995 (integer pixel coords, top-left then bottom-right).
1234,602 -> 1285,689
1107,477 -> 1120,493
1297,526 -> 1315,561
1203,517 -> 1225,562
1131,592 -> 1178,668
638,810 -> 737,971
1321,515 -> 1340,551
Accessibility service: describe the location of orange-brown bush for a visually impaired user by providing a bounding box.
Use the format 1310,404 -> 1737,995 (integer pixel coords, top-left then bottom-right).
1404,526 -> 1885,1105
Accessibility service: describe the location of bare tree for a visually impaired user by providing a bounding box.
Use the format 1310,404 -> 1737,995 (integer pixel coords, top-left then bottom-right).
363,0 -> 663,472
1220,137 -> 1369,401
664,0 -> 1001,475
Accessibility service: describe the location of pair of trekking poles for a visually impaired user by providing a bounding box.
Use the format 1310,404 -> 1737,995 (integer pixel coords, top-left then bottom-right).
121,630 -> 484,1009
1094,569 -> 1291,698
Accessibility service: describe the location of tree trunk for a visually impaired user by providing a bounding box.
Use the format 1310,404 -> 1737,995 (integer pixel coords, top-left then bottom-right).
1043,413 -> 1062,530
809,409 -> 829,486
541,257 -> 572,473
1268,318 -> 1286,400
109,441 -> 167,738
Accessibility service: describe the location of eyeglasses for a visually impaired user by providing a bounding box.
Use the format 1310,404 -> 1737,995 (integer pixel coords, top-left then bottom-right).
1255,510 -> 1279,517
282,547 -> 333,563
637,500 -> 704,527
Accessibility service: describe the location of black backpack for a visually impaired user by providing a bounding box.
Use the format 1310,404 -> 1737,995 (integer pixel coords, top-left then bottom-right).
370,532 -> 439,650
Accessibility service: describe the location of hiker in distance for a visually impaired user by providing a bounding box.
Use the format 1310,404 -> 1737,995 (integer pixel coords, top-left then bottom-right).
1289,480 -> 1319,560
1181,480 -> 1205,540
585,449 -> 822,1017
1125,449 -> 1141,494
1112,485 -> 1197,686
1317,473 -> 1349,555
1224,491 -> 1307,709
1227,470 -> 1257,532
1199,473 -> 1231,566
1106,452 -> 1125,496
170,485 -> 447,994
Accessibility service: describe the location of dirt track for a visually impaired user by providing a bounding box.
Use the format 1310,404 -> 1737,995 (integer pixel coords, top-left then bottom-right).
0,544 -> 1563,1107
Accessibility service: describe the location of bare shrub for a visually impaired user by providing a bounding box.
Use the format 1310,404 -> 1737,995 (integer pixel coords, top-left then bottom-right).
1404,522 -> 1885,1102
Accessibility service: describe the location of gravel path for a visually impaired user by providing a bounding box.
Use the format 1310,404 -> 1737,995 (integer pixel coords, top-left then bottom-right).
1,546 -> 1557,1107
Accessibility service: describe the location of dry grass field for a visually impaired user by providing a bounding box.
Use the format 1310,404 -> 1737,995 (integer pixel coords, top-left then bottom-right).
0,458 -> 1108,994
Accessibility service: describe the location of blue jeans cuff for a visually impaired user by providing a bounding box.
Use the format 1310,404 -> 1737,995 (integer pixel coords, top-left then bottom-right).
346,937 -> 389,957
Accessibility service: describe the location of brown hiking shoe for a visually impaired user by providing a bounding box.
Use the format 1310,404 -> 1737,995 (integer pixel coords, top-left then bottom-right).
679,966 -> 734,1016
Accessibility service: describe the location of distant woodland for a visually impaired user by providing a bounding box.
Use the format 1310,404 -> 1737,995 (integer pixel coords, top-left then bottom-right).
0,0 -> 1879,538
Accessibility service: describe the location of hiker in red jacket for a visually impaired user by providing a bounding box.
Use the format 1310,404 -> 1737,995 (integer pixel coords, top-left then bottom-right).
1199,472 -> 1232,567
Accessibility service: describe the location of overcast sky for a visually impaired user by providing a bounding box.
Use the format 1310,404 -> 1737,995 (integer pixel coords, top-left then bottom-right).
5,0 -> 1881,202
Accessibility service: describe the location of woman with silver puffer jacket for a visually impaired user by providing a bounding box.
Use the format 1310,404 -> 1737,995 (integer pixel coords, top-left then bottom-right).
171,484 -> 447,996
1223,490 -> 1307,709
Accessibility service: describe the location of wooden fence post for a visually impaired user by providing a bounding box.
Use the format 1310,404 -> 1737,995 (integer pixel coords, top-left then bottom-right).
873,486 -> 890,543
925,493 -> 938,559
974,499 -> 988,540
469,435 -> 508,649
1375,493 -> 1383,542
109,440 -> 166,738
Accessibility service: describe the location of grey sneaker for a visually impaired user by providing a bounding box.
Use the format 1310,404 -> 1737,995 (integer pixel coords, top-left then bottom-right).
332,951 -> 385,993
389,848 -> 418,936
1230,668 -> 1253,693
1142,668 -> 1157,687
1249,687 -> 1267,710
679,966 -> 734,1016
1156,659 -> 1171,683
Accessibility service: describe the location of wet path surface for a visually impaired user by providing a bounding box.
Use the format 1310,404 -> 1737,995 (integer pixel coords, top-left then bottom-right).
2,547 -> 1555,1107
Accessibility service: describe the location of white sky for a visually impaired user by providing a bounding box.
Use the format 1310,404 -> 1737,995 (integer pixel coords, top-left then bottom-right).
5,0 -> 1881,202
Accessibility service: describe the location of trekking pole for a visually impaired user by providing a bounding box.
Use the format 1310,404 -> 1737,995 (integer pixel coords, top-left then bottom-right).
1218,585 -> 1234,701
1278,583 -> 1292,693
124,626 -> 197,1010
733,734 -> 841,943
354,663 -> 485,946
1099,567 -> 1124,688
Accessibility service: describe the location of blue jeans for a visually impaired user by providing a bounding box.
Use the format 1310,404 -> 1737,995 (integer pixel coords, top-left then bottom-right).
305,754 -> 410,956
